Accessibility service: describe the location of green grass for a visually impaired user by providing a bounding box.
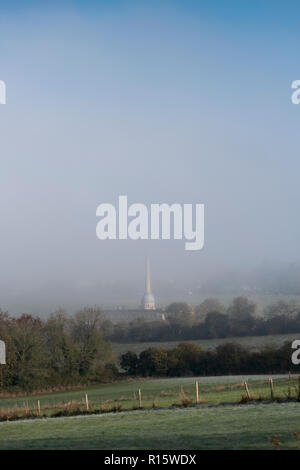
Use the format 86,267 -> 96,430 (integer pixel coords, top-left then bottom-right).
0,374 -> 299,449
0,403 -> 300,449
112,332 -> 300,359
0,374 -> 297,417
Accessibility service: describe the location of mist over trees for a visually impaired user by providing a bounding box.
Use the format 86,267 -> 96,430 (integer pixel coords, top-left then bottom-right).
107,297 -> 300,343
198,264 -> 300,296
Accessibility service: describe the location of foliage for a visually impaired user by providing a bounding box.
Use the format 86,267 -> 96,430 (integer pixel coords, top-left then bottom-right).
121,340 -> 298,377
0,308 -> 117,391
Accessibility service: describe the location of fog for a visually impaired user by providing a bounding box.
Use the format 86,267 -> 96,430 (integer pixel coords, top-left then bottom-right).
0,1 -> 300,314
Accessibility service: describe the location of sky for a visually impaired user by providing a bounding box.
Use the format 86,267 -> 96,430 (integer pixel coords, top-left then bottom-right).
0,0 -> 300,313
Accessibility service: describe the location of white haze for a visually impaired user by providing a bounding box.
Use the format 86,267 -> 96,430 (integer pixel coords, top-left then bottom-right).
0,3 -> 299,313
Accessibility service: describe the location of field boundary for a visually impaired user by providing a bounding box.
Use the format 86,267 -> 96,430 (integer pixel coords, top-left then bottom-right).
1,395 -> 300,424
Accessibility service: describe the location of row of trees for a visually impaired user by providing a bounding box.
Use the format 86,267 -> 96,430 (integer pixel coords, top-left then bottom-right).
1,296 -> 299,390
120,341 -> 297,377
107,297 -> 300,342
0,308 -> 117,390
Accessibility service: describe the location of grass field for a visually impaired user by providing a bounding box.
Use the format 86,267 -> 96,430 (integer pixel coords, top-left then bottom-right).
0,402 -> 300,449
0,374 -> 298,417
112,332 -> 300,359
0,374 -> 300,449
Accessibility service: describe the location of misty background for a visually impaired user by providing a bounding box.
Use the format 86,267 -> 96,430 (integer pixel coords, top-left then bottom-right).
0,0 -> 300,314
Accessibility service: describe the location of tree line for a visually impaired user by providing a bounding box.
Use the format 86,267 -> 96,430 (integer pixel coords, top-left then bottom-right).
120,341 -> 298,377
0,308 -> 117,391
1,296 -> 300,391
106,297 -> 300,343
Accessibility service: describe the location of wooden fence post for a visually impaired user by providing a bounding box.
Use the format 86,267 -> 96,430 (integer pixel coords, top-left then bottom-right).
287,372 -> 291,399
138,388 -> 142,408
37,400 -> 41,416
195,380 -> 199,404
244,381 -> 251,400
269,378 -> 274,400
85,393 -> 89,411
